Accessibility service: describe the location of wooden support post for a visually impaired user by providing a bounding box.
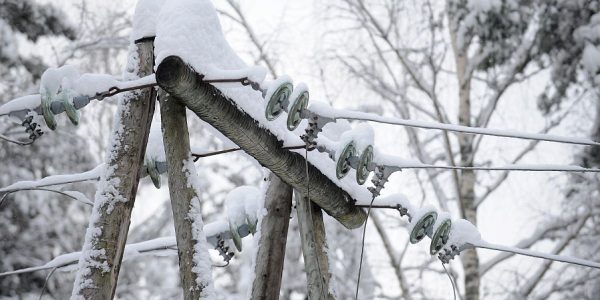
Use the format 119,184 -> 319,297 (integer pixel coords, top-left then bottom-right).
71,39 -> 156,299
155,56 -> 366,229
295,191 -> 335,300
251,173 -> 293,300
159,90 -> 214,298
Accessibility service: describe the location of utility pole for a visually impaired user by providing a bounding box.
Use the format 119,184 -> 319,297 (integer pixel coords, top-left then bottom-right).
159,89 -> 214,298
251,173 -> 293,299
296,191 -> 335,300
71,38 -> 156,299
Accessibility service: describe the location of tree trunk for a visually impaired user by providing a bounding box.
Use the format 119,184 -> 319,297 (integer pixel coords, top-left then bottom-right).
159,90 -> 214,298
155,56 -> 366,229
447,10 -> 480,298
71,40 -> 156,299
251,173 -> 293,300
295,191 -> 335,300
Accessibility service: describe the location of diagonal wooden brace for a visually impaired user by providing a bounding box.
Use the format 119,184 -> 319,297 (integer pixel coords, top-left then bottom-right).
155,56 -> 366,229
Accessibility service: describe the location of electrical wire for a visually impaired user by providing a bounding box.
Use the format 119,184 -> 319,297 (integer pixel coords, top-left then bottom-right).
393,163 -> 600,173
471,241 -> 600,269
191,145 -> 305,161
39,267 -> 57,300
441,262 -> 458,300
355,194 -> 376,300
333,110 -> 600,147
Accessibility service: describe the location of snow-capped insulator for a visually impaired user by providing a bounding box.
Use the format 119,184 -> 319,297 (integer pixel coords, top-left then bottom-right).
229,219 -> 243,251
356,145 -> 374,185
430,218 -> 452,255
409,209 -> 437,244
336,141 -> 356,179
246,215 -> 258,234
41,93 -> 57,131
265,80 -> 293,121
144,158 -> 161,189
61,91 -> 80,126
287,85 -> 309,131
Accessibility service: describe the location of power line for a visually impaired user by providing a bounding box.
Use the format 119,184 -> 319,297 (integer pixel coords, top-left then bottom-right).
332,110 -> 600,147
391,163 -> 600,173
191,145 -> 305,161
472,240 -> 600,269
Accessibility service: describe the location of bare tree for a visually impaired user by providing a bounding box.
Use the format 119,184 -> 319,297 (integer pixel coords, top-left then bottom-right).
322,0 -> 600,299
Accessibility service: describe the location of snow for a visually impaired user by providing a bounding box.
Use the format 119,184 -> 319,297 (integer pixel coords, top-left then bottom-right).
0,220 -> 241,278
337,123 -> 374,159
74,73 -> 120,96
370,154 -> 600,172
446,219 -> 482,247
407,205 -> 437,234
155,0 -> 244,77
287,82 -> 309,110
203,65 -> 267,85
474,240 -> 600,269
0,164 -> 104,193
243,175 -> 268,298
243,188 -> 261,231
62,190 -> 94,206
330,109 -> 600,147
264,75 -> 293,101
0,94 -> 41,116
131,0 -> 165,42
182,156 -> 216,298
146,122 -> 166,161
40,65 -> 80,98
308,101 -> 336,119
225,186 -> 262,238
432,211 -> 451,233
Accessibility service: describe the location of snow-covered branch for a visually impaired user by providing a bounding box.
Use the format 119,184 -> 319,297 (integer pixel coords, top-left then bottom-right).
0,220 -> 248,278
0,164 -> 104,193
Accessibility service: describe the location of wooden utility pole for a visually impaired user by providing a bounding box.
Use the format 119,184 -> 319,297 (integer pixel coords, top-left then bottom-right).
295,191 -> 335,300
159,90 -> 214,298
71,39 -> 156,299
155,56 -> 366,230
251,173 -> 293,299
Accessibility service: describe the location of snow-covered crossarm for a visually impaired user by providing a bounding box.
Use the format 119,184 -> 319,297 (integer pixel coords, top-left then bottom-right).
155,56 -> 367,229
0,220 -> 252,278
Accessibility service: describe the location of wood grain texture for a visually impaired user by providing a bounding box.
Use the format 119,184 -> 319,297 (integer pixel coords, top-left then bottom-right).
295,191 -> 335,300
251,173 -> 293,300
72,40 -> 156,299
159,89 -> 213,299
